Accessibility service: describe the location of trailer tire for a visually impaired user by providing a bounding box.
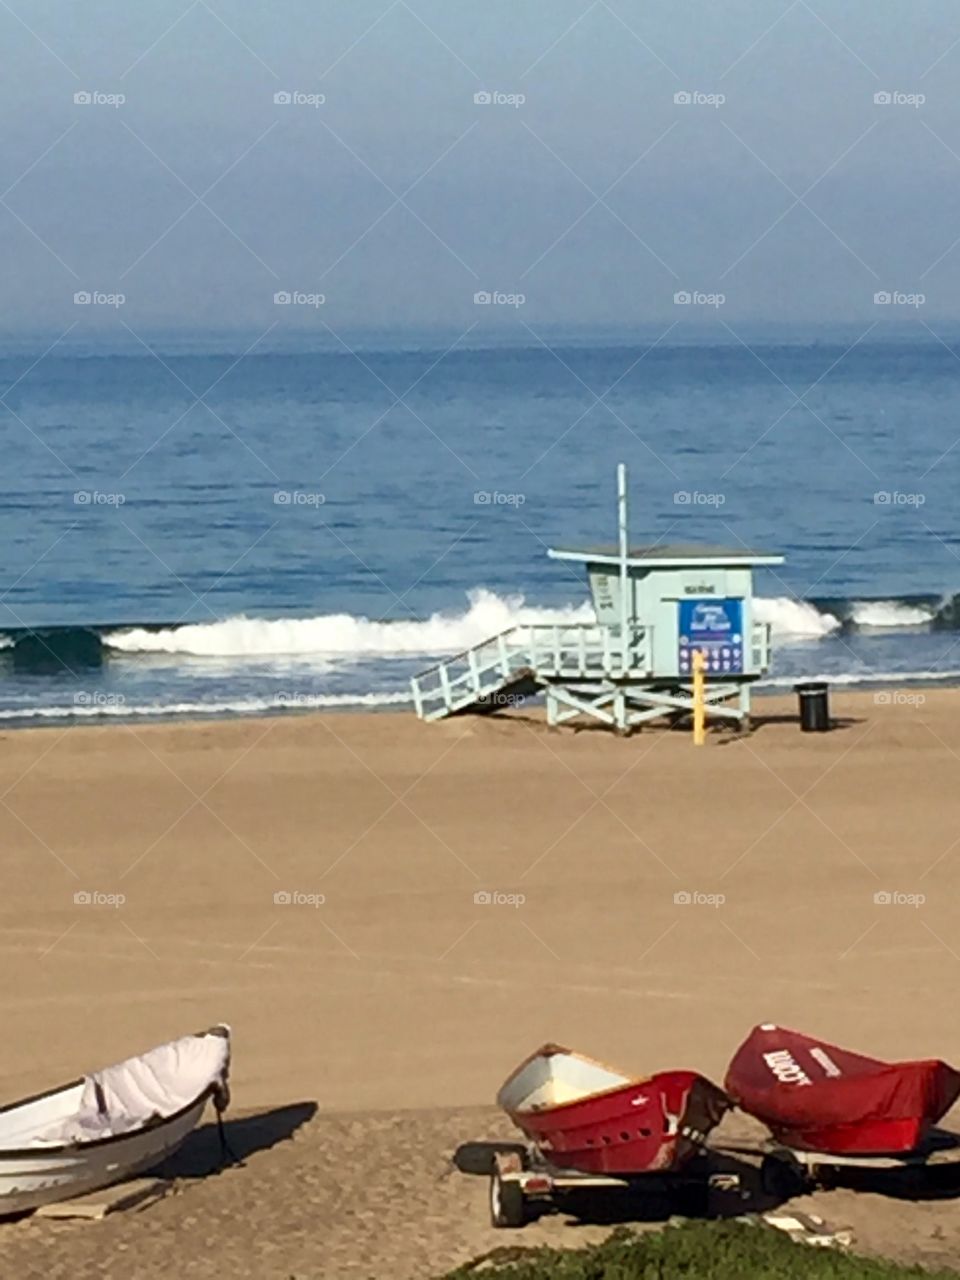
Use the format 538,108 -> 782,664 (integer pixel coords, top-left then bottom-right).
490,1169 -> 526,1228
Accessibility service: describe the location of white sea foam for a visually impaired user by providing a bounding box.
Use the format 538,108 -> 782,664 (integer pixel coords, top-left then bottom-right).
755,596 -> 936,638
103,589 -> 596,659
753,597 -> 840,639
0,690 -> 411,722
761,669 -> 960,688
848,600 -> 935,628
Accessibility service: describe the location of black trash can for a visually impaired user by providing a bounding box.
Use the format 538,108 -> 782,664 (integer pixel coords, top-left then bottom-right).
795,682 -> 831,732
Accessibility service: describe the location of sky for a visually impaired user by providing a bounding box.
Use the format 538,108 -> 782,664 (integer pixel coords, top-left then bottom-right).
3,1 -> 960,337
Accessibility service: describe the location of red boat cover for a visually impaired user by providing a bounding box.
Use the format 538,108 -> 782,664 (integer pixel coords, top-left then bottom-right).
725,1024 -> 960,1154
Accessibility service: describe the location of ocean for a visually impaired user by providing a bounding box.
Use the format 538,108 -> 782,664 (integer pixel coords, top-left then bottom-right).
3,333 -> 960,726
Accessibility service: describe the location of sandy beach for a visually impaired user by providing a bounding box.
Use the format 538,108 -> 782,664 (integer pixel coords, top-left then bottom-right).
2,691 -> 960,1275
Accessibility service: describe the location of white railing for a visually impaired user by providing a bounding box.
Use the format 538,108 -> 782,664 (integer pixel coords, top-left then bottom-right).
411,623 -> 652,720
411,619 -> 773,721
751,621 -> 771,672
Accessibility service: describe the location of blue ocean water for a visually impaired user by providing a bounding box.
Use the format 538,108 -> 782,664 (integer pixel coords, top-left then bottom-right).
3,334 -> 960,724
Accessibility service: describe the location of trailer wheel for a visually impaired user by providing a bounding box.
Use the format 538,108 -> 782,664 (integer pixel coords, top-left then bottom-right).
490,1169 -> 526,1228
761,1153 -> 808,1200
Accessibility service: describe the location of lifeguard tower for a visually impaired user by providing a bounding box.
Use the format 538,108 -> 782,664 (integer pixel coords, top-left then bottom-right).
411,466 -> 782,733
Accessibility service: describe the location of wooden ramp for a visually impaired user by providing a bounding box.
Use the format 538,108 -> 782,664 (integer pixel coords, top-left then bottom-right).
449,668 -> 542,716
410,623 -> 650,722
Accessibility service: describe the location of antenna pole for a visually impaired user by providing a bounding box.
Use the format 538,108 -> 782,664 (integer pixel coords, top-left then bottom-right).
617,463 -> 629,671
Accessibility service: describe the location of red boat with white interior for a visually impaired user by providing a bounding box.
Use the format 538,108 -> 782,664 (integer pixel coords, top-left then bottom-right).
496,1043 -> 730,1175
725,1023 -> 960,1155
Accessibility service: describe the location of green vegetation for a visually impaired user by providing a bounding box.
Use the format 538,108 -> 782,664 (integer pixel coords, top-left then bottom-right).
443,1221 -> 958,1279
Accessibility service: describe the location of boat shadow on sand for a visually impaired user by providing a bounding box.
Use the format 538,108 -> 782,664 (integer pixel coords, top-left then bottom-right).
156,1101 -> 317,1180
454,1141 -> 960,1227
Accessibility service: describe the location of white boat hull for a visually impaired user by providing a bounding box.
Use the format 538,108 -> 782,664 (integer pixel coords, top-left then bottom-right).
0,1093 -> 210,1215
0,1093 -> 209,1215
0,1025 -> 230,1217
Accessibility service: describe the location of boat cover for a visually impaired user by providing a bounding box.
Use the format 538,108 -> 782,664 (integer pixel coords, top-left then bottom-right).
30,1027 -> 230,1147
725,1024 -> 960,1154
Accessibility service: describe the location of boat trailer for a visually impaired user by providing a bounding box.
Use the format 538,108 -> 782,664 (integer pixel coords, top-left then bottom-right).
458,1143 -> 734,1229
460,1130 -> 960,1229
717,1130 -> 960,1200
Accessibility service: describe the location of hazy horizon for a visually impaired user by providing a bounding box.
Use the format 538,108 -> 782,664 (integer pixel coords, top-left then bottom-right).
4,2 -> 960,340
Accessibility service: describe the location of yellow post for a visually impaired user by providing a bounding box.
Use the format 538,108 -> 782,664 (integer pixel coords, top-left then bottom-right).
692,648 -> 706,746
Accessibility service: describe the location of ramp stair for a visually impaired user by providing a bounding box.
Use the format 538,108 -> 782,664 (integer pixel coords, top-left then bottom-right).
410,623 -> 651,721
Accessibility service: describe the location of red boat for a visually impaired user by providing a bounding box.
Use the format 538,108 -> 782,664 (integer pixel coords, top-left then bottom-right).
725,1024 -> 960,1155
496,1044 -> 730,1175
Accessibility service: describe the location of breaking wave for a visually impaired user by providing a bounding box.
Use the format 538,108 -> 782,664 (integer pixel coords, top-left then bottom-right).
0,588 -> 953,674
754,597 -> 840,639
848,600 -> 935,628
102,589 -> 596,658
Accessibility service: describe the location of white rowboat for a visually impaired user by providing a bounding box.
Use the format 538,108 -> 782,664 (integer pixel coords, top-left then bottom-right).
0,1024 -> 230,1215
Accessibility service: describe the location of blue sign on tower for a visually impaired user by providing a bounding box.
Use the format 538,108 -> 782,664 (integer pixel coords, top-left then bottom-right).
678,598 -> 744,676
